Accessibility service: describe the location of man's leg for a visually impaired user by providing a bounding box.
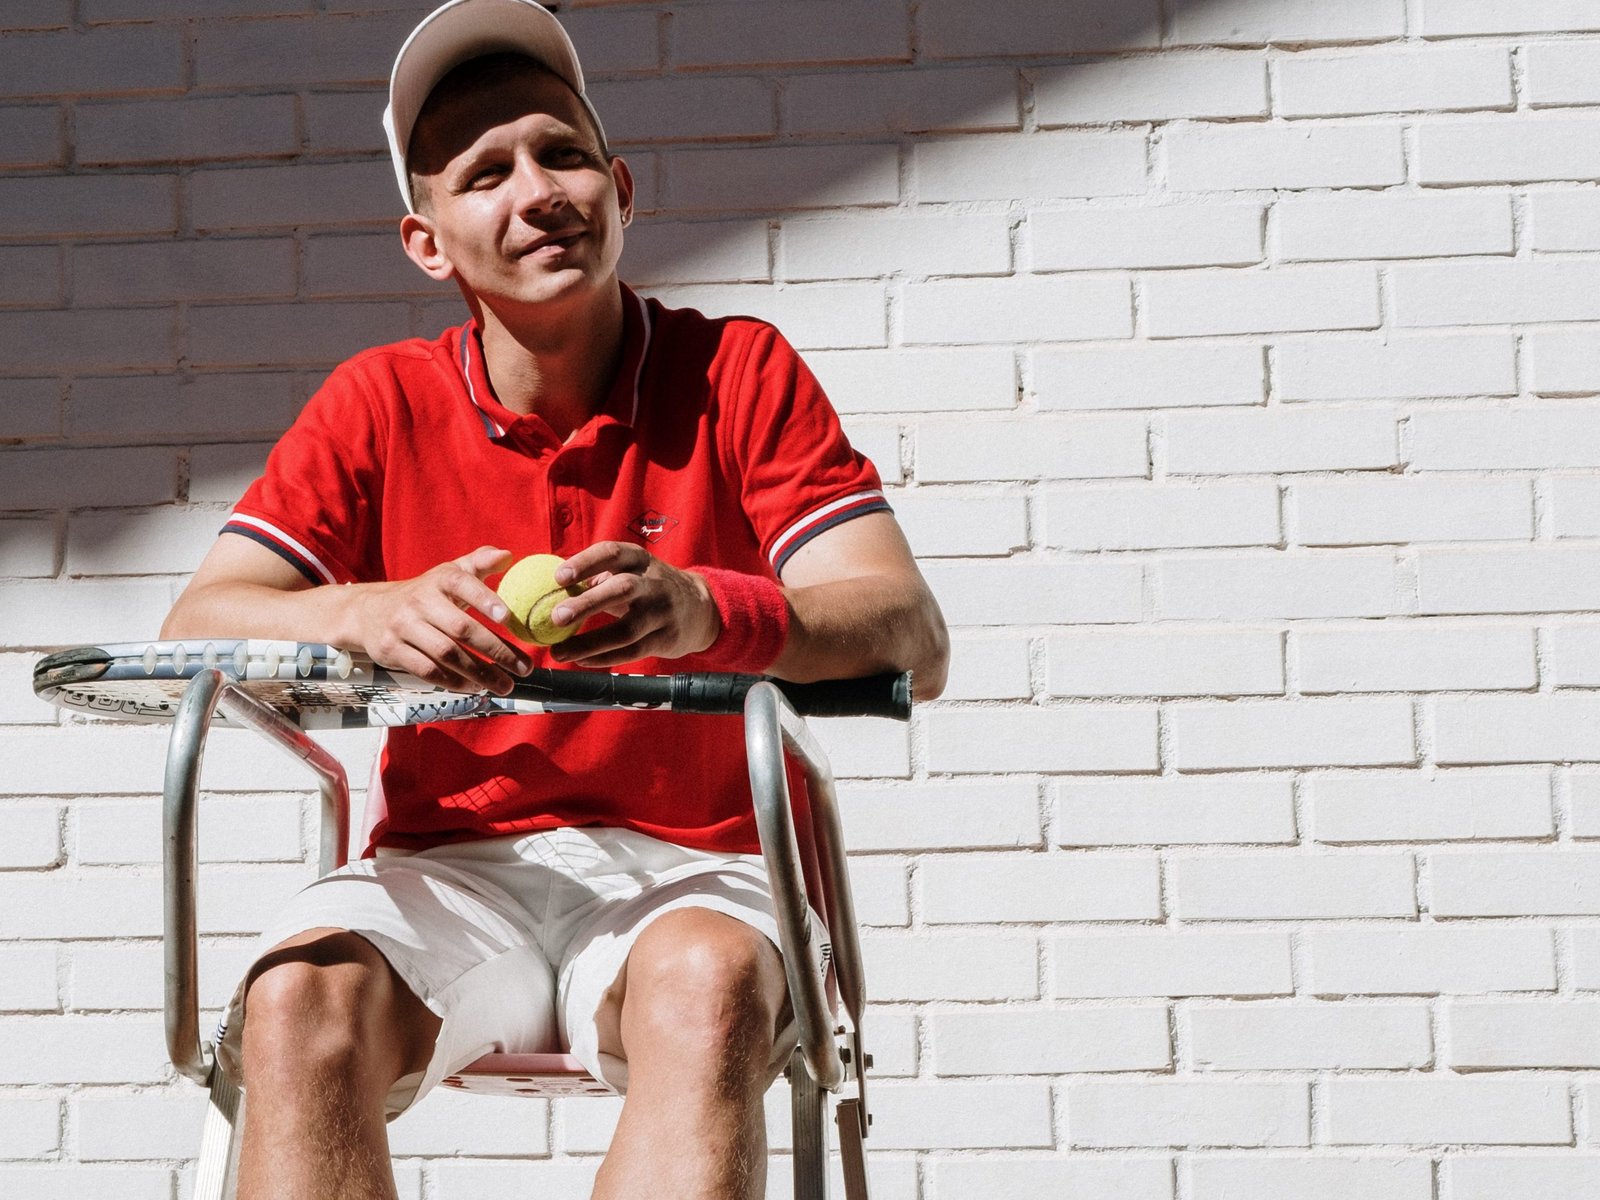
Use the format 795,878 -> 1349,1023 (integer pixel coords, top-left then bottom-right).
592,907 -> 790,1200
235,927 -> 443,1200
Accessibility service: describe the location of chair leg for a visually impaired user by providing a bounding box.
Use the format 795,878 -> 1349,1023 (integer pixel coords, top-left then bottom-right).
194,1061 -> 243,1200
835,1097 -> 870,1200
789,1048 -> 829,1200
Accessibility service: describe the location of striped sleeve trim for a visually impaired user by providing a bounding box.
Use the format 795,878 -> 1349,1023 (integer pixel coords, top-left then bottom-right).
768,490 -> 892,576
221,514 -> 339,586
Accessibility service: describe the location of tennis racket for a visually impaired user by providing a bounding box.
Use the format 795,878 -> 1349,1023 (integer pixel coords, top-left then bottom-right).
33,640 -> 912,730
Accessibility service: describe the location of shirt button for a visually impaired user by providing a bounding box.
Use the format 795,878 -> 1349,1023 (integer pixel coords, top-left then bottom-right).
554,505 -> 574,527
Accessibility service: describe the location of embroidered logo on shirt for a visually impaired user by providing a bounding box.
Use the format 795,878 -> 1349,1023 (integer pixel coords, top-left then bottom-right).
628,509 -> 680,543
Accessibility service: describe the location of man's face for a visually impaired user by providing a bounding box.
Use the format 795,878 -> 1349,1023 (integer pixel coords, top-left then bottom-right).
403,63 -> 632,316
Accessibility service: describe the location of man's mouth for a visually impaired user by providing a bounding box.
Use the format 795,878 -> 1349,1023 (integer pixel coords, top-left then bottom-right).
520,230 -> 584,256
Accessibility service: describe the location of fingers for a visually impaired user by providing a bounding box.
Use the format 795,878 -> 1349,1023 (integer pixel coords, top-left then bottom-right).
458,545 -> 515,581
556,540 -> 649,588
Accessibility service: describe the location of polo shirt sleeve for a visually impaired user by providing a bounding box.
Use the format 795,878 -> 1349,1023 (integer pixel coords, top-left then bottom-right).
727,323 -> 891,577
221,364 -> 384,586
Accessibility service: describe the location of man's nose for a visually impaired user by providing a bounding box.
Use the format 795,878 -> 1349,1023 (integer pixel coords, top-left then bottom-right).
512,155 -> 564,215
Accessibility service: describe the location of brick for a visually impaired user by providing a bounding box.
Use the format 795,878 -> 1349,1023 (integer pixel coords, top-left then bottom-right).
73,238 -> 296,305
0,1167 -> 170,1200
920,0 -> 1159,58
1444,1157 -> 1600,1200
76,1093 -> 207,1161
0,309 -> 176,375
932,1156 -> 1174,1199
87,0 -> 312,15
1572,928 -> 1600,987
193,13 -> 415,87
189,161 -> 398,231
849,855 -> 908,926
1276,332 -> 1515,400
890,488 -> 1027,556
1432,848 -> 1600,916
187,302 -> 411,369
1296,477 -> 1533,546
1067,1079 -> 1309,1148
1276,192 -> 1514,263
865,1082 -> 1054,1151
1174,852 -> 1416,920
916,131 -> 1147,202
1411,406 -> 1600,469
1055,776 -> 1297,847
303,89 -> 385,156
1165,407 -> 1397,474
1277,46 -> 1512,116
0,244 -> 61,304
832,784 -> 1043,851
1420,114 -> 1600,185
0,653 -> 64,723
1552,625 -> 1600,683
1191,1157 -> 1432,1200
0,446 -> 178,511
841,421 -> 901,483
556,8 -> 662,76
76,94 -> 298,166
932,1005 -> 1171,1075
922,852 -> 1161,923
1034,340 -> 1264,410
926,706 -> 1158,773
861,931 -> 1037,1002
386,1088 -> 549,1157
1449,1001 -> 1600,1069
0,1 -> 70,30
1326,1077 -> 1570,1145
1531,190 -> 1600,252
187,442 -> 272,503
1398,259 -> 1600,328
589,76 -> 773,144
1420,548 -> 1600,616
0,801 -> 59,867
0,26 -> 182,97
1053,929 -> 1293,998
811,714 -> 910,779
618,220 -> 770,287
306,231 -> 457,298
70,939 -> 258,1011
1031,203 -> 1263,271
1145,265 -> 1380,338
1047,627 -> 1283,698
782,213 -> 1010,281
784,65 -> 1019,136
903,274 -> 1133,344
807,348 -> 1015,414
1299,621 -> 1536,694
0,379 -> 62,441
75,794 -> 302,865
0,1096 -> 59,1158
0,944 -> 58,1012
1306,926 -> 1556,995
1421,1 -> 1600,37
71,372 -> 299,439
1527,41 -> 1600,107
639,283 -> 886,350
1032,55 -> 1267,125
1436,694 -> 1600,764
940,635 -> 1032,701
1042,481 -> 1280,551
671,1 -> 907,68
1154,553 -> 1401,621
1171,698 -> 1415,769
1165,124 -> 1404,192
1191,1001 -> 1432,1070
916,413 -> 1148,482
1312,771 -> 1548,844
1169,0 -> 1406,45
0,174 -> 175,236
0,1015 -> 167,1083
0,104 -> 61,167
663,145 -> 898,213
0,518 -> 57,577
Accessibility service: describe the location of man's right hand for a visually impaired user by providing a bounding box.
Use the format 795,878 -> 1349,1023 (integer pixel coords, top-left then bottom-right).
352,546 -> 532,695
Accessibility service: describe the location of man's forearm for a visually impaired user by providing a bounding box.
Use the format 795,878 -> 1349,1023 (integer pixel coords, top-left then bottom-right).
160,579 -> 363,647
767,575 -> 949,698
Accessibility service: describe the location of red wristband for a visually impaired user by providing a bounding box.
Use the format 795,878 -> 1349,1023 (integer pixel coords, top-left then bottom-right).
692,567 -> 790,673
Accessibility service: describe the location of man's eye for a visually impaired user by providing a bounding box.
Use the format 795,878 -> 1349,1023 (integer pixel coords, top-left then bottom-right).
546,146 -> 589,167
467,166 -> 507,188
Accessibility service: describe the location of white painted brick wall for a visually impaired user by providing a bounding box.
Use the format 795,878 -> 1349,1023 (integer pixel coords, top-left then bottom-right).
9,0 -> 1600,1193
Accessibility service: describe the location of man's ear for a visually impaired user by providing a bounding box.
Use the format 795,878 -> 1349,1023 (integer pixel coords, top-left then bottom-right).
400,211 -> 456,282
611,156 -> 635,228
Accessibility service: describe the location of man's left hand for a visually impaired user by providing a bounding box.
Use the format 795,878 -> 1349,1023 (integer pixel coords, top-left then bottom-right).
547,541 -> 721,667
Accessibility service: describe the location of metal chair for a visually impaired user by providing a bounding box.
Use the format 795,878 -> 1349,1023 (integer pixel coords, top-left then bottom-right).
160,669 -> 873,1199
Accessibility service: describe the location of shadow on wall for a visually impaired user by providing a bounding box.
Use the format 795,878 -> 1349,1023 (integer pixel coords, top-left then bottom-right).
2,0 -> 1252,572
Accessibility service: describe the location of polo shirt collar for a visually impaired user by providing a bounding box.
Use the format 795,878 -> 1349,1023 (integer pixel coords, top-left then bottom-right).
457,282 -> 653,441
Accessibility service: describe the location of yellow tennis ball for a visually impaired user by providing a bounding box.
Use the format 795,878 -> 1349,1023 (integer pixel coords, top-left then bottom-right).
497,554 -> 588,645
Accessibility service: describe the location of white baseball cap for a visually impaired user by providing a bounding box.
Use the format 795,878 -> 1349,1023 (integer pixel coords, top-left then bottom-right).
383,0 -> 608,213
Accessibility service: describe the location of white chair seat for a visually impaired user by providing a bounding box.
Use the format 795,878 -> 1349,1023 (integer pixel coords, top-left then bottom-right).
441,1052 -> 612,1097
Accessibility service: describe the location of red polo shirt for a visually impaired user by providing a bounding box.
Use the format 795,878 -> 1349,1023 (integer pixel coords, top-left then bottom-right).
224,285 -> 889,856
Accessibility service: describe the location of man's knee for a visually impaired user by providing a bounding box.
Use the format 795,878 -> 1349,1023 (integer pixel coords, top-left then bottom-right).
622,910 -> 787,1068
241,929 -> 436,1092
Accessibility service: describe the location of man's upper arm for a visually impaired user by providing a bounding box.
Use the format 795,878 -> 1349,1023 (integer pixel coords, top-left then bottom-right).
775,509 -> 923,592
162,533 -> 316,639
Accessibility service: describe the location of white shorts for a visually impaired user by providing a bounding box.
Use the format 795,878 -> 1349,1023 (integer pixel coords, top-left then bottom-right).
215,826 -> 828,1118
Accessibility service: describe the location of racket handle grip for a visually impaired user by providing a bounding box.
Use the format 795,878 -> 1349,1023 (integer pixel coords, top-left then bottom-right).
673,671 -> 912,721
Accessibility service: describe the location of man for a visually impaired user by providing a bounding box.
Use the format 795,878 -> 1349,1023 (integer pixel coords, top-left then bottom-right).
161,1 -> 948,1196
